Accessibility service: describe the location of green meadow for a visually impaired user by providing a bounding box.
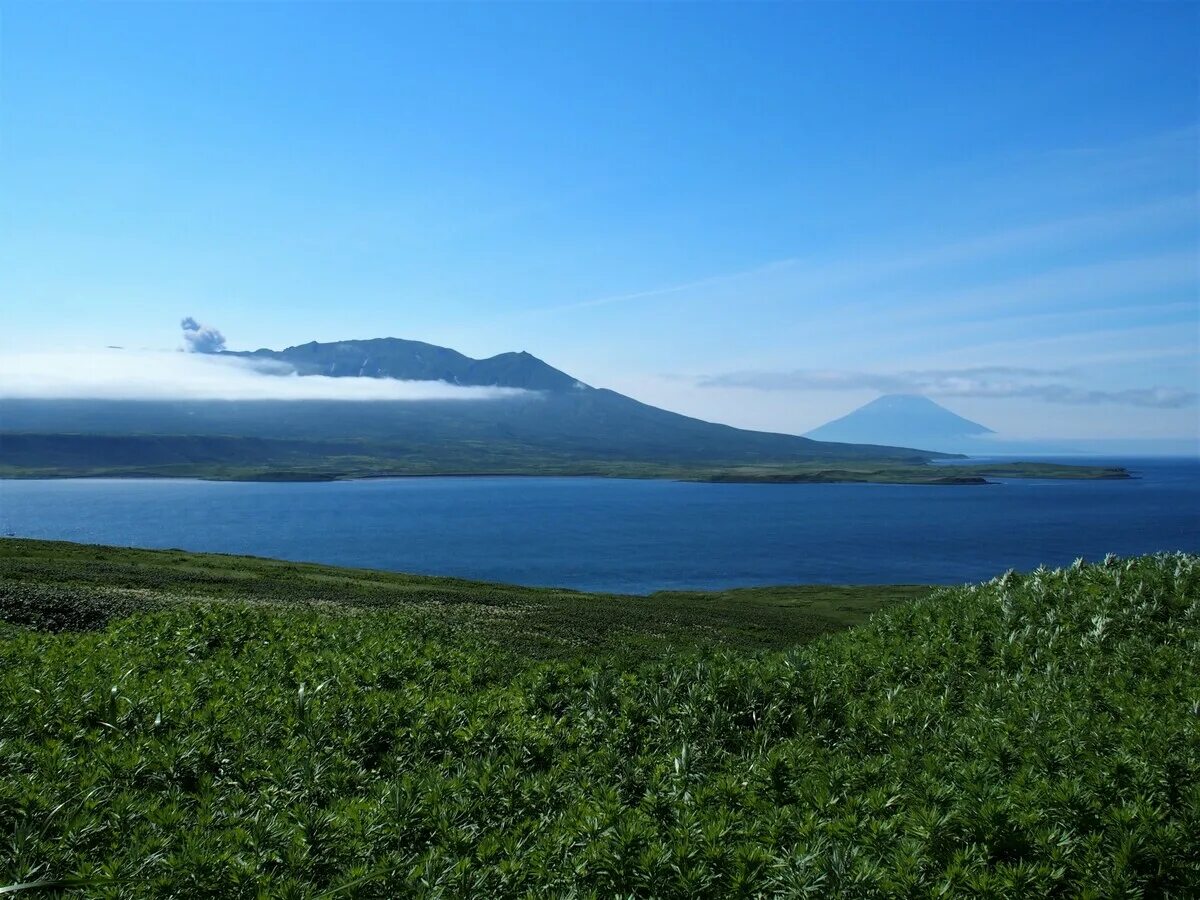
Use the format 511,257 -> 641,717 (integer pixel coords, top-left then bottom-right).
1,539 -> 1196,897
0,432 -> 1128,484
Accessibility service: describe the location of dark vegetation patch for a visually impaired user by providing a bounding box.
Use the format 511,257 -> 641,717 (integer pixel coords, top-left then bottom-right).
0,583 -> 167,633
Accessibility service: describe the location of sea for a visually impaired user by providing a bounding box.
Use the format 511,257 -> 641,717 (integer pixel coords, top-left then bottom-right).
1,457 -> 1196,594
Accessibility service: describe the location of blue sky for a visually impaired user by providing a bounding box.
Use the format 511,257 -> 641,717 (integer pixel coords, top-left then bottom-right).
2,1 -> 1197,442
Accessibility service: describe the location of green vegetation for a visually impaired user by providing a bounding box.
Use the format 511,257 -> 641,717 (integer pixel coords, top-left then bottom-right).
2,541 -> 1196,897
0,434 -> 1127,484
679,461 -> 1130,484
0,540 -> 921,661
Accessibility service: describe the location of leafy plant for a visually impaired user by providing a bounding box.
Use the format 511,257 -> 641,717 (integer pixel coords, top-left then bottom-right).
1,547 -> 1196,897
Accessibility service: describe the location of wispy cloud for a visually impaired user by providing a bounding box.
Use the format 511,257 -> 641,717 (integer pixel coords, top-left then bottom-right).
698,366 -> 1198,409
528,190 -> 1196,321
881,250 -> 1197,324
525,260 -> 799,316
0,350 -> 532,402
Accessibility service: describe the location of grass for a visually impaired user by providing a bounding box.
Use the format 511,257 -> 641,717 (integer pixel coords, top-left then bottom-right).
0,458 -> 1129,485
0,539 -> 924,662
0,433 -> 1129,483
1,541 -> 1197,897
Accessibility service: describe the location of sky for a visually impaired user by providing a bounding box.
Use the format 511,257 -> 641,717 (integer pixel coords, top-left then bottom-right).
1,1 -> 1197,443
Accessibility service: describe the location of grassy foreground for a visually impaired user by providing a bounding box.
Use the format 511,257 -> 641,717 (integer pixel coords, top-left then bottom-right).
1,542 -> 1197,897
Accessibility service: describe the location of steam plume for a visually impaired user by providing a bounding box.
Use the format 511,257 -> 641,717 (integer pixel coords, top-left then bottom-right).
181,316 -> 226,353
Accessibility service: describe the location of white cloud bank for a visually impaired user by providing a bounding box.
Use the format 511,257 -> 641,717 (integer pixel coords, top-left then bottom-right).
0,349 -> 531,401
697,367 -> 1198,410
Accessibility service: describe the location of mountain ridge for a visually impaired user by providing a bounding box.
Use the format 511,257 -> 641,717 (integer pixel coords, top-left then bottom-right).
224,337 -> 586,392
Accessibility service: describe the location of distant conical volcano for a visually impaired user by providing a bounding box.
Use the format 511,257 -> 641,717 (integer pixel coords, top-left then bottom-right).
805,394 -> 993,450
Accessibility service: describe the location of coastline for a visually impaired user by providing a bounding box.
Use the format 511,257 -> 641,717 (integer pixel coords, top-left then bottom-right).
0,462 -> 1131,486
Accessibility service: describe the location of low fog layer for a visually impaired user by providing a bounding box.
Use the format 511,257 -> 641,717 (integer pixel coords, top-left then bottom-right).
0,350 -> 532,401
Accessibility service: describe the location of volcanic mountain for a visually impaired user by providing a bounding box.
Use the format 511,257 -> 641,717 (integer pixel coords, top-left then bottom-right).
806,394 -> 993,451
0,339 -> 957,475
227,338 -> 584,392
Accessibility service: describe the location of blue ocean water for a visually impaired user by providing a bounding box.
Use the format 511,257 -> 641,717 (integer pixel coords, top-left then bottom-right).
1,458 -> 1196,593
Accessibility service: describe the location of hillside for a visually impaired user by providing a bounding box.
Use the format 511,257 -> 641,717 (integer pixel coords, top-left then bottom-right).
0,539 -> 922,659
0,391 -> 939,467
1,540 -> 1197,896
